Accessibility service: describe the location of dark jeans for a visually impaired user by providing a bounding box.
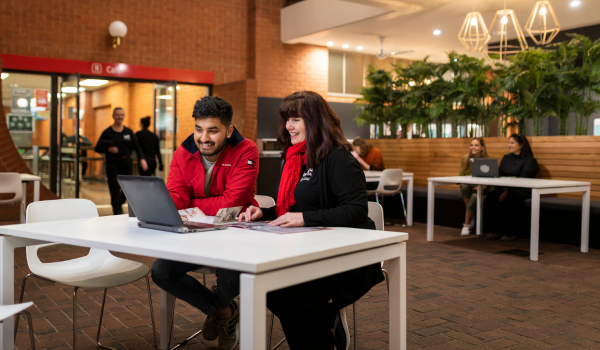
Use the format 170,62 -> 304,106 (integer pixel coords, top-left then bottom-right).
106,160 -> 132,215
484,188 -> 530,236
138,158 -> 157,176
151,259 -> 240,316
267,274 -> 343,350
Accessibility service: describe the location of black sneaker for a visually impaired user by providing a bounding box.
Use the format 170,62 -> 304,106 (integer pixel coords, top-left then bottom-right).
500,235 -> 516,242
487,233 -> 501,240
331,308 -> 350,350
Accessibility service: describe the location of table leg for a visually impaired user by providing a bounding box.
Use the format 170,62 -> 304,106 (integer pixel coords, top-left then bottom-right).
407,178 -> 413,226
33,180 -> 40,202
160,290 -> 175,350
388,242 -> 406,350
530,189 -> 540,261
0,237 -> 16,350
476,185 -> 483,236
427,181 -> 435,241
20,183 -> 27,224
581,187 -> 590,253
239,273 -> 266,350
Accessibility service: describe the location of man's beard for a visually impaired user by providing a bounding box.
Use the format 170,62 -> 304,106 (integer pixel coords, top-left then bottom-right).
197,138 -> 228,158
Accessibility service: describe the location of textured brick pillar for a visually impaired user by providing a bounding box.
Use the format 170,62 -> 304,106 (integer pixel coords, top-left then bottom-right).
212,79 -> 258,142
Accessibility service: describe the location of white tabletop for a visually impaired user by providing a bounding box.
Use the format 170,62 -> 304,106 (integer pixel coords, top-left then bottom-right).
364,171 -> 414,178
19,174 -> 41,181
0,216 -> 408,274
428,176 -> 590,188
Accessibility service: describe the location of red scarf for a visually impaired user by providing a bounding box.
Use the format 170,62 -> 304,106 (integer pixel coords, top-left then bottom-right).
276,141 -> 306,217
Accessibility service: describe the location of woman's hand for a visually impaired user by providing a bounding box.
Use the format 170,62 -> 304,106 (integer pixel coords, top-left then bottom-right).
238,206 -> 263,222
499,191 -> 509,202
140,159 -> 148,171
351,151 -> 360,159
269,212 -> 305,228
108,146 -> 119,154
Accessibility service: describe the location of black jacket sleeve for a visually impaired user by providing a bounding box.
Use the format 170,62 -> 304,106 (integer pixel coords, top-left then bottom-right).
94,129 -> 111,154
302,150 -> 369,227
519,156 -> 538,178
131,130 -> 145,160
155,134 -> 163,166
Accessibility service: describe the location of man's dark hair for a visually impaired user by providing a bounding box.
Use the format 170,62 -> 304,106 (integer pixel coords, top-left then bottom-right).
112,107 -> 124,116
141,116 -> 151,129
192,96 -> 233,126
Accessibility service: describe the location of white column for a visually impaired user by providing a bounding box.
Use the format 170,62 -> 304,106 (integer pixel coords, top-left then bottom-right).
476,185 -> 483,235
239,273 -> 266,350
581,187 -> 590,253
407,177 -> 414,226
530,189 -> 540,261
427,181 -> 435,241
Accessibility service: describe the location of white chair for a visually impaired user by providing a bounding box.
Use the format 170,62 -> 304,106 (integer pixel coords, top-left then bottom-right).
267,202 -> 387,350
19,199 -> 158,350
5,301 -> 35,349
167,195 -> 276,349
0,173 -> 25,223
367,169 -> 407,223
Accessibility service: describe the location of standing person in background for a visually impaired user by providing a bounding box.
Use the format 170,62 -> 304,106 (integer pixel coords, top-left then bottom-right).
95,107 -> 147,215
459,138 -> 489,235
135,116 -> 164,176
484,134 -> 539,242
352,137 -> 385,191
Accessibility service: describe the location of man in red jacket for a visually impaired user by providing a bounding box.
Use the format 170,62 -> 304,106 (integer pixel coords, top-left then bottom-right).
152,96 -> 259,349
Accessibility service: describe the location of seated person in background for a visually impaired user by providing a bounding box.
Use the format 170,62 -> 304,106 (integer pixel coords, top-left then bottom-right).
152,96 -> 259,350
239,91 -> 384,350
459,137 -> 489,236
352,137 -> 385,191
484,134 -> 539,242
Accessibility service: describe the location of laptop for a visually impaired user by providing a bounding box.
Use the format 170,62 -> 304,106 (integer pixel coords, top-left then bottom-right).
117,175 -> 227,233
470,158 -> 499,178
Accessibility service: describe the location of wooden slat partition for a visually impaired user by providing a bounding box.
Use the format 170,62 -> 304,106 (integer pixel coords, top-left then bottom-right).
368,136 -> 600,200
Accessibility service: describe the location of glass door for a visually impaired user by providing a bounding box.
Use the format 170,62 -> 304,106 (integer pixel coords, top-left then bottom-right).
59,74 -> 81,198
153,81 -> 177,181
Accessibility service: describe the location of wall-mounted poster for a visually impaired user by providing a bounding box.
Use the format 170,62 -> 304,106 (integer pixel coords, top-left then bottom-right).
35,89 -> 49,108
7,114 -> 35,132
11,88 -> 31,113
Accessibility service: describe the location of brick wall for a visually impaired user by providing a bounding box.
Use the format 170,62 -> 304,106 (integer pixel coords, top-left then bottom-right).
176,85 -> 210,146
212,79 -> 258,141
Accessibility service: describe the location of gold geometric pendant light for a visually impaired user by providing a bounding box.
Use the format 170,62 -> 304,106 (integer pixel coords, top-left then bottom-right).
485,9 -> 528,65
525,1 -> 560,45
458,12 -> 490,52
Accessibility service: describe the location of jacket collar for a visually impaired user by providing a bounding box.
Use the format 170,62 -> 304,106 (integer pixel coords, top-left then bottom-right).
181,126 -> 244,156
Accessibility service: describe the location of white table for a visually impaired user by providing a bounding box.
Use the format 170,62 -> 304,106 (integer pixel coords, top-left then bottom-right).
364,171 -> 414,226
427,176 -> 591,261
0,215 -> 408,350
19,174 -> 41,223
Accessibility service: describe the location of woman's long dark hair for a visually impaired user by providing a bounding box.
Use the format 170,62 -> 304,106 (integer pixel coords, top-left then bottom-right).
277,91 -> 352,168
509,133 -> 534,158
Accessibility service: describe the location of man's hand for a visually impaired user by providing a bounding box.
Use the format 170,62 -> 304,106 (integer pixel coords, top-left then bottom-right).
159,164 -> 164,171
269,212 -> 304,228
108,146 -> 119,154
499,191 -> 509,202
238,206 -> 263,222
140,159 -> 148,171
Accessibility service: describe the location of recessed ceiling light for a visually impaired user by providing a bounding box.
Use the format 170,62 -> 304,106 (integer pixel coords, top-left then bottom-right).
433,29 -> 441,35
391,52 -> 395,55
176,85 -> 180,90
342,44 -> 349,49
1,73 -> 8,80
357,46 -> 363,51
79,79 -> 109,86
157,95 -> 172,100
168,87 -> 173,92
61,87 -> 86,93
571,1 -> 580,6
327,42 -> 334,47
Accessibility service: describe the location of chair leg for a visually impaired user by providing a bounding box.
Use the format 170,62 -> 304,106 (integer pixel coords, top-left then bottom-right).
15,274 -> 32,340
268,312 -> 286,350
168,295 -> 176,349
95,288 -> 114,350
144,276 -> 159,350
375,194 -> 379,204
167,295 -> 203,350
353,302 -> 357,350
73,287 -> 79,350
382,269 -> 389,294
19,310 -> 35,350
203,273 -> 206,286
400,192 -> 407,220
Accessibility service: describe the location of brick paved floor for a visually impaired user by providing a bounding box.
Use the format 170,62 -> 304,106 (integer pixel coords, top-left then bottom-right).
12,222 -> 600,349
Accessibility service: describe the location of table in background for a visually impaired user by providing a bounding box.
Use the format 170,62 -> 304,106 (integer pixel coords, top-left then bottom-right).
427,176 -> 590,261
364,170 -> 414,226
18,174 -> 40,223
0,216 -> 408,350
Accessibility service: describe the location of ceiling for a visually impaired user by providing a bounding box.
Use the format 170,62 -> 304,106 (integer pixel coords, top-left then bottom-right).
283,0 -> 600,63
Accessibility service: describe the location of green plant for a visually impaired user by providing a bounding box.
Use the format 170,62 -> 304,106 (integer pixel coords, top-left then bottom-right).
354,66 -> 394,138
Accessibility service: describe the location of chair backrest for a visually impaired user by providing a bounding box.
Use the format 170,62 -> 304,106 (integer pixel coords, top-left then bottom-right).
0,172 -> 23,204
367,201 -> 384,231
254,195 -> 275,208
375,169 -> 403,195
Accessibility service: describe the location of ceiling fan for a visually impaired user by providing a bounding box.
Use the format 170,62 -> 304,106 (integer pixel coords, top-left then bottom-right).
376,36 -> 414,60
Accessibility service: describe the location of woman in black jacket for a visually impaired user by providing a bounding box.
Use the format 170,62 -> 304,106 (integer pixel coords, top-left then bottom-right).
239,91 -> 384,350
485,134 -> 539,242
135,116 -> 164,176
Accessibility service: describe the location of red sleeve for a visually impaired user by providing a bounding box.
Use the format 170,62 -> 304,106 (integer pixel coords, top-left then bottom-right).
189,144 -> 260,215
166,150 -> 191,210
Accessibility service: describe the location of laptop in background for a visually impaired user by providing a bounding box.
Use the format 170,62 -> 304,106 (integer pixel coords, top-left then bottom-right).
470,158 -> 499,178
117,175 -> 226,233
